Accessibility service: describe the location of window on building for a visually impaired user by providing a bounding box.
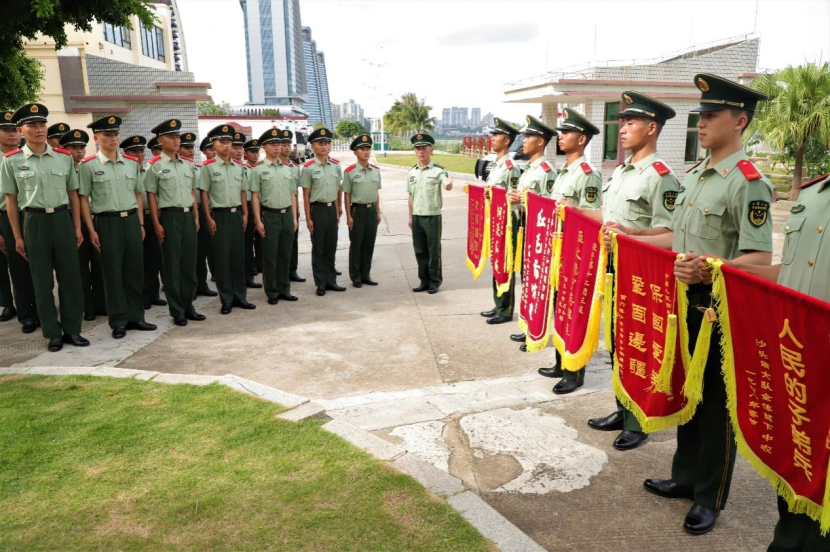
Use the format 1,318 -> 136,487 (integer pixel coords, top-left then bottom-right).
141,26 -> 165,62
603,102 -> 620,161
685,114 -> 702,162
103,23 -> 131,49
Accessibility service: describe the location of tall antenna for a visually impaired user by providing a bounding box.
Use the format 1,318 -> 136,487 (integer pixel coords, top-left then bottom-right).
753,0 -> 760,33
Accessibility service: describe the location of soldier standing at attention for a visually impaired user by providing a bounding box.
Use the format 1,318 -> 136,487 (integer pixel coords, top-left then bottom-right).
243,137 -> 264,287
301,127 -> 344,297
537,108 -> 602,394
508,115 -> 557,349
46,122 -> 68,149
148,136 -> 162,158
407,133 -> 453,294
479,117 -> 521,324
278,132 -> 306,283
343,134 -> 382,288
144,119 -> 206,326
0,103 -> 89,352
250,128 -> 298,305
79,116 -> 156,339
199,124 -> 255,314
196,136 -> 218,296
0,110 -> 38,332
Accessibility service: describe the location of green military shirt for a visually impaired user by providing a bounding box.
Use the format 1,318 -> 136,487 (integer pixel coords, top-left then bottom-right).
486,154 -> 521,191
602,152 -> 679,230
777,174 -> 830,301
144,152 -> 197,209
198,156 -> 247,208
552,156 -> 602,210
249,159 -> 295,209
670,150 -> 773,259
518,156 -> 557,198
407,161 -> 449,216
342,162 -> 381,204
78,151 -> 142,213
138,166 -> 149,210
1,144 -> 79,210
300,157 -> 342,203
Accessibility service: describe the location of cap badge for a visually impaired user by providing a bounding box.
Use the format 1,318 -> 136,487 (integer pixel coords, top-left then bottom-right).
74,131 -> 81,138
320,129 -> 326,136
108,117 -> 115,125
563,110 -> 569,120
283,130 -> 288,136
494,118 -> 500,126
133,136 -> 140,142
170,120 -> 177,128
623,94 -> 633,105
417,134 -> 422,140
362,135 -> 367,141
3,113 -> 11,121
526,116 -> 530,123
31,105 -> 39,113
697,78 -> 710,92
222,126 -> 228,132
59,124 -> 65,131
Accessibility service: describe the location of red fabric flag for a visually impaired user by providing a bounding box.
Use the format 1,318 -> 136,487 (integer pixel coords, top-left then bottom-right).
466,184 -> 489,279
489,186 -> 513,295
518,192 -> 558,352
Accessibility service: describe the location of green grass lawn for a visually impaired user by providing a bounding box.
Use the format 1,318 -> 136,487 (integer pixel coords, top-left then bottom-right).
0,376 -> 494,552
378,154 -> 477,175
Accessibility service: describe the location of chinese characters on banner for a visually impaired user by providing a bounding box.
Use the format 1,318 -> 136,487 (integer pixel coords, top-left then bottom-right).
489,186 -> 513,295
712,262 -> 830,532
552,208 -> 607,371
466,184 -> 490,280
611,233 -> 694,432
517,192 -> 559,352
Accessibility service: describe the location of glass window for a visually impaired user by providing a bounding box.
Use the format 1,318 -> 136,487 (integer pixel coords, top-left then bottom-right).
685,114 -> 702,162
140,26 -> 165,61
603,102 -> 620,161
103,22 -> 131,49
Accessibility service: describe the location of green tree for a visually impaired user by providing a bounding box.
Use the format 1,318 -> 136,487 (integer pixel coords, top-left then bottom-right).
261,108 -> 281,117
312,121 -> 327,130
335,120 -> 366,139
2,0 -> 157,109
751,62 -> 830,197
383,93 -> 436,136
198,100 -> 233,116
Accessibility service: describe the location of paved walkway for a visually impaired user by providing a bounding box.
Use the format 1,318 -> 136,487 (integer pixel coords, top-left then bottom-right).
0,153 -> 790,551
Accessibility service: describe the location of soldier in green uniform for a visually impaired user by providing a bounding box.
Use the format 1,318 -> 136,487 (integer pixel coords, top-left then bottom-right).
243,137 -> 264,287
279,134 -> 305,283
46,122 -> 69,149
144,119 -> 206,326
301,127 -> 344,296
199,124 -> 255,314
580,91 -> 680,451
196,136 -> 218,296
509,115 -> 558,348
617,75 -> 771,535
250,128 -> 298,305
148,137 -> 162,158
0,112 -> 17,322
0,104 -> 89,352
407,133 -> 453,294
79,116 -> 156,338
535,108 -> 603,394
479,117 -> 522,324
343,134 -> 381,288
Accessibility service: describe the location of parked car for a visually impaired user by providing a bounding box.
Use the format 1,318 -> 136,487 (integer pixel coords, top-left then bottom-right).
474,134 -> 531,181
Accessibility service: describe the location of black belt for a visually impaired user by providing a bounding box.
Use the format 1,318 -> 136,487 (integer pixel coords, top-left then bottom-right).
263,206 -> 290,214
95,209 -> 137,218
160,206 -> 192,213
211,206 -> 241,213
353,203 -> 375,208
144,209 -> 151,215
25,205 -> 68,214
312,201 -> 335,207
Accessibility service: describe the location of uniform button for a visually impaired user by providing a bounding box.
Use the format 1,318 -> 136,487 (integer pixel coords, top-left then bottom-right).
819,227 -> 824,233
808,260 -> 814,267
688,202 -> 693,207
785,226 -> 790,231
681,228 -> 685,232
704,209 -> 709,214
699,177 -> 704,182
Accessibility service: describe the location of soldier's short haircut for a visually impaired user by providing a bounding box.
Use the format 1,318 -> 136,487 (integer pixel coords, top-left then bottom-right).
729,108 -> 754,134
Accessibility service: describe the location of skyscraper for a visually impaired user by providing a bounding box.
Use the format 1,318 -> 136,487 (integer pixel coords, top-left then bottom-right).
471,108 -> 481,127
302,26 -> 333,126
441,108 -> 451,127
240,0 -> 307,108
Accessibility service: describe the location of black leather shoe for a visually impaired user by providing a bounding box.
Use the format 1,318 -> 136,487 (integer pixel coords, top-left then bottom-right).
510,333 -> 526,342
150,298 -> 167,306
185,311 -> 206,322
0,306 -> 16,322
220,305 -> 232,315
143,302 -> 151,310
553,369 -> 585,395
22,320 -> 39,334
486,315 -> 512,325
643,479 -> 693,499
62,334 -> 90,347
127,321 -> 157,331
289,273 -> 306,283
481,310 -> 497,318
519,344 -> 527,352
246,280 -> 263,289
427,285 -> 439,294
197,287 -> 219,297
47,337 -> 63,352
335,269 -> 342,276
539,366 -> 564,378
352,279 -> 363,288
683,504 -> 720,535
173,316 -> 188,326
361,278 -> 378,286
412,284 -> 429,292
268,297 -> 279,305
588,411 -> 624,431
233,299 -> 256,309
84,313 -> 96,321
326,284 -> 346,292
278,293 -> 298,301
316,286 -> 326,296
613,430 -> 649,451
112,326 -> 127,339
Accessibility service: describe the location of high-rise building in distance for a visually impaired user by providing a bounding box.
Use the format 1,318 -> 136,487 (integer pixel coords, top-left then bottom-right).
302,26 -> 333,126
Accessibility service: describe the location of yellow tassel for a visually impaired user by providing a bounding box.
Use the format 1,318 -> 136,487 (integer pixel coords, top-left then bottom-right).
496,202 -> 514,297
682,308 -> 714,407
514,227 -> 524,274
603,273 -> 614,352
653,314 -> 677,394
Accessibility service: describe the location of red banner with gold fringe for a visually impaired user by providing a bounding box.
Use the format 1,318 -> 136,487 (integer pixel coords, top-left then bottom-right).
466,184 -> 489,279
489,186 -> 512,295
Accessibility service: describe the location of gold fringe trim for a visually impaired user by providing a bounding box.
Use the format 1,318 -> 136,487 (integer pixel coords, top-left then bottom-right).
680,293 -> 715,408
466,192 -> 490,280
603,273 -> 614,352
653,314 -> 678,394
513,190 -> 527,274
495,198 -> 514,297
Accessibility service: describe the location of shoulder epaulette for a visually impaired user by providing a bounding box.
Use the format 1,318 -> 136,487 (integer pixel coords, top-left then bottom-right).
686,160 -> 704,173
292,161 -> 300,168
180,155 -> 193,162
53,147 -> 71,155
345,164 -> 357,173
149,155 -> 162,165
304,159 -> 315,167
540,161 -> 552,173
202,158 -> 216,165
505,159 -> 514,170
231,158 -> 245,166
370,163 -> 379,170
737,159 -> 762,181
81,155 -> 97,163
123,154 -> 138,162
411,164 -> 419,170
797,172 -> 830,190
434,163 -> 445,170
195,163 -> 202,168
330,157 -> 340,164
580,162 -> 592,175
651,161 -> 671,176
3,148 -> 21,157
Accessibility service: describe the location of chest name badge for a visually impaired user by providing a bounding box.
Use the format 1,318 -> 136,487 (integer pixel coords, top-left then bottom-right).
161,169 -> 171,174
213,171 -> 221,176
677,186 -> 685,193
791,204 -> 806,214
94,171 -> 105,176
18,165 -> 29,170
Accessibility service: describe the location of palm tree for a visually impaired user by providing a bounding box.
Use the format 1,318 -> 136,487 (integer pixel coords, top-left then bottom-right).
751,63 -> 830,197
383,93 -> 436,135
